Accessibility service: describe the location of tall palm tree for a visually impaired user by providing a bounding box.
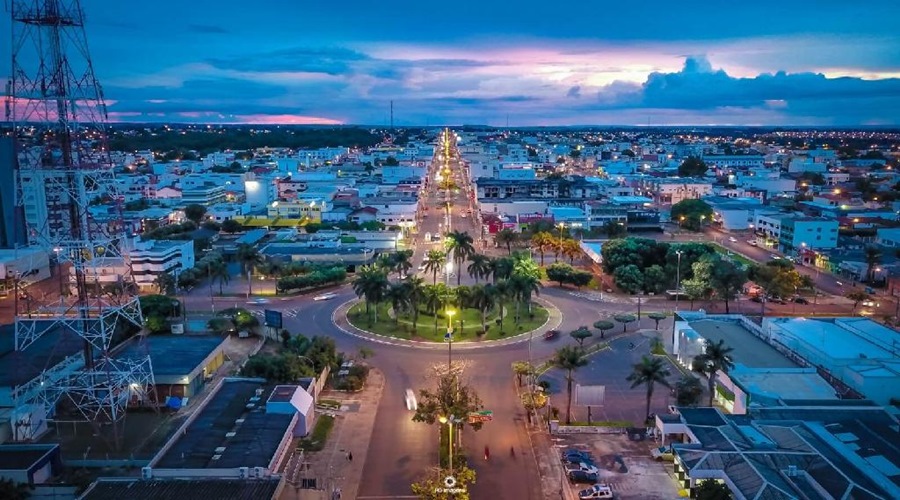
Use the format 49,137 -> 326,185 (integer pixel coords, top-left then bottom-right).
208,259 -> 230,295
494,228 -> 518,255
403,276 -> 426,333
509,273 -> 541,324
422,249 -> 447,285
627,356 -> 673,421
553,346 -> 589,424
446,230 -> 475,285
469,284 -> 497,333
375,253 -> 395,272
494,279 -> 512,331
393,249 -> 414,279
454,285 -> 473,332
423,284 -> 445,335
236,243 -> 263,297
692,339 -> 735,407
864,245 -> 883,283
530,231 -> 555,266
352,265 -> 389,325
385,282 -> 410,325
467,254 -> 491,284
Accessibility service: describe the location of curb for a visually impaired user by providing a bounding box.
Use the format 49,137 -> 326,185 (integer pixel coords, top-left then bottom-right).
331,297 -> 563,350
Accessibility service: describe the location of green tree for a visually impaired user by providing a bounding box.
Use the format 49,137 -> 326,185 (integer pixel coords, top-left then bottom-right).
546,262 -> 574,287
593,320 -> 614,339
569,326 -> 593,348
846,290 -> 870,312
648,312 -> 667,329
184,204 -> 207,224
403,276 -> 426,334
384,156 -> 400,166
154,271 -> 176,295
692,339 -> 735,407
221,218 -> 243,233
423,283 -> 447,335
626,355 -> 672,421
236,243 -> 263,297
512,361 -> 533,387
385,282 -> 410,325
694,479 -> 733,500
466,253 -> 492,284
423,249 -> 447,285
602,220 -> 627,238
509,271 -> 541,324
493,228 -> 518,255
613,264 -> 644,294
643,265 -> 667,294
553,346 -> 589,424
446,231 -> 475,286
675,375 -> 704,406
412,373 -> 485,430
491,256 -> 515,283
678,156 -> 708,177
864,246 -> 883,283
681,277 -> 710,310
352,265 -> 390,325
530,231 -> 555,266
393,249 -> 414,279
749,261 -> 801,315
145,315 -> 169,333
469,283 -> 496,334
671,199 -> 714,231
614,313 -> 637,332
707,256 -> 749,314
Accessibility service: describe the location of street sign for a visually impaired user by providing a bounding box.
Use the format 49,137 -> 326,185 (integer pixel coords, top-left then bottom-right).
264,309 -> 283,329
468,410 -> 493,423
443,332 -> 453,342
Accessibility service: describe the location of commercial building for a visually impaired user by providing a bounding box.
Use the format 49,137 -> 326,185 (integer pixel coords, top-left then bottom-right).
779,216 -> 839,253
129,239 -> 196,291
266,200 -> 328,223
705,196 -> 762,231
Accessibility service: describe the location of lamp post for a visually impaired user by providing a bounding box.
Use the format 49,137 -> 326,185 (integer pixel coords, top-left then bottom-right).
445,308 -> 456,374
439,415 -> 456,474
672,250 -> 683,352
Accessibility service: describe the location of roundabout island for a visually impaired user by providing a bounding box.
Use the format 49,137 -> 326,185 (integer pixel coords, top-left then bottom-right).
345,299 -> 550,342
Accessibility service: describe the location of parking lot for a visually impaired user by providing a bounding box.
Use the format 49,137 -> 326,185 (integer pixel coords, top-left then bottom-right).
552,432 -> 681,499
541,333 -> 681,426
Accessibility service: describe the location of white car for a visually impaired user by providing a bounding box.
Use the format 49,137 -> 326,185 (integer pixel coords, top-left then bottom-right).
405,389 -> 418,411
565,462 -> 599,475
578,484 -> 614,499
728,237 -> 737,243
248,298 -> 270,305
862,300 -> 879,308
313,292 -> 338,301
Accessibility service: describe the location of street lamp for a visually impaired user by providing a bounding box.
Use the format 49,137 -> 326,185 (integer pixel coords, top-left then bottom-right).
439,415 -> 457,474
445,308 -> 457,373
672,250 -> 683,353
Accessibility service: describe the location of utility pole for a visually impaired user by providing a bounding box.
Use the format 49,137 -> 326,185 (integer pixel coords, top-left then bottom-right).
672,250 -> 682,353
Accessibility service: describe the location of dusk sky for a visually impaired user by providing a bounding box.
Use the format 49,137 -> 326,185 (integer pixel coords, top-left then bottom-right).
3,0 -> 900,126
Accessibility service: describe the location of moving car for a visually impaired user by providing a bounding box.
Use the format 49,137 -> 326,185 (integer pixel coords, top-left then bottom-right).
405,389 -> 417,411
248,298 -> 270,305
567,470 -> 599,484
862,300 -> 879,308
728,237 -> 737,243
792,296 -> 809,305
747,240 -> 757,246
578,484 -> 614,499
313,292 -> 338,301
544,329 -> 560,340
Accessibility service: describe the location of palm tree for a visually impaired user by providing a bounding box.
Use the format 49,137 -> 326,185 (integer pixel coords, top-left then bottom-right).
553,346 -> 589,424
509,273 -> 541,324
530,231 -> 555,266
403,276 -> 426,333
864,245 -> 883,283
208,259 -> 230,295
422,249 -> 447,285
393,249 -> 414,279
467,254 -> 491,284
154,271 -> 175,295
692,339 -> 735,407
491,256 -> 514,283
385,282 -> 410,325
469,284 -> 497,333
455,285 -> 472,332
626,356 -> 672,421
423,284 -> 445,335
446,230 -> 475,285
352,265 -> 389,325
494,228 -> 518,255
236,244 -> 263,297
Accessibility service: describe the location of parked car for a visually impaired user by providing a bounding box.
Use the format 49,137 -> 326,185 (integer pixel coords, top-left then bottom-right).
792,297 -> 809,304
565,462 -> 600,475
567,470 -> 599,484
578,484 -> 614,499
651,445 -> 674,461
747,240 -> 757,246
544,329 -> 560,340
560,449 -> 593,463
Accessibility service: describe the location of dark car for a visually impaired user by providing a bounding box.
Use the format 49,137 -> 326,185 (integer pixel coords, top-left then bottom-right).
750,296 -> 763,303
544,329 -> 560,340
563,455 -> 596,467
561,448 -> 592,460
568,470 -> 599,484
792,297 -> 809,304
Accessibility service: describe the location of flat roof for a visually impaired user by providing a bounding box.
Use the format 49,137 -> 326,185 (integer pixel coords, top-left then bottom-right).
689,319 -> 798,369
268,385 -> 298,403
730,368 -> 837,402
156,380 -> 294,469
82,478 -> 281,500
768,317 -> 896,361
0,323 -> 85,387
0,444 -> 57,470
114,336 -> 225,376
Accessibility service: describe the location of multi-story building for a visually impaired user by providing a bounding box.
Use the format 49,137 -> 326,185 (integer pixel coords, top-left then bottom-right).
267,200 -> 329,222
128,239 -> 196,291
475,177 -> 599,200
701,154 -> 765,169
639,178 -> 714,206
779,216 -> 839,253
181,182 -> 227,206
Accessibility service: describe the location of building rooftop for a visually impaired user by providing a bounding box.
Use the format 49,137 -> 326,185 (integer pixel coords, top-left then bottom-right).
0,323 -> 85,388
766,317 -> 898,361
0,444 -> 58,470
689,319 -> 798,369
155,380 -> 293,469
82,478 -> 281,500
729,367 -> 838,403
114,336 -> 225,377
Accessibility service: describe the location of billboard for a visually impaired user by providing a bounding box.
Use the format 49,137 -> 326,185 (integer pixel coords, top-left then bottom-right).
264,309 -> 283,329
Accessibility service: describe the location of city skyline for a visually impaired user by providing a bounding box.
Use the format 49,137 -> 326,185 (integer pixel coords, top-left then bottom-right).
2,0 -> 900,126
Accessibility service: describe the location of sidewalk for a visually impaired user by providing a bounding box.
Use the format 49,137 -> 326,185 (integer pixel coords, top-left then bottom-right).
281,368 -> 384,500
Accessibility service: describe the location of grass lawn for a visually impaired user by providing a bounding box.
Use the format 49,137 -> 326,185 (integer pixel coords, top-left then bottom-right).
297,414 -> 334,451
347,301 -> 549,342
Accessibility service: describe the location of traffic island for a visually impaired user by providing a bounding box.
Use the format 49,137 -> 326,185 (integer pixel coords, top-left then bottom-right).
345,301 -> 550,343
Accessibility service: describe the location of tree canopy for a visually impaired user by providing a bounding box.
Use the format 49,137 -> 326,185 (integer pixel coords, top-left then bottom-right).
678,156 -> 709,177
671,199 -> 714,231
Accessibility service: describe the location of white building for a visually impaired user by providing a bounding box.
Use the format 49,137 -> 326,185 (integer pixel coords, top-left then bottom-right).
129,239 -> 196,291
